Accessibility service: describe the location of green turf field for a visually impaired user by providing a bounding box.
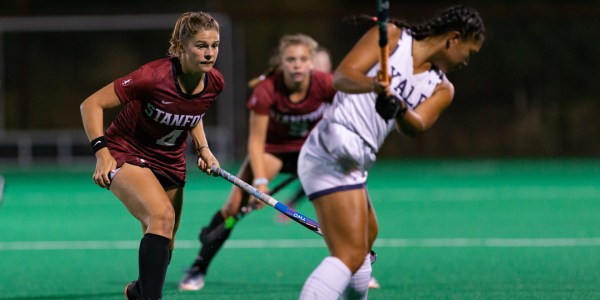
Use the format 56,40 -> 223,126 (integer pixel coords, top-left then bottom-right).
1,159 -> 600,299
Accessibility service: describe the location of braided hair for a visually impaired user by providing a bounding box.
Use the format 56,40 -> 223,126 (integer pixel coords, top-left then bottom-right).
345,5 -> 485,42
391,5 -> 485,41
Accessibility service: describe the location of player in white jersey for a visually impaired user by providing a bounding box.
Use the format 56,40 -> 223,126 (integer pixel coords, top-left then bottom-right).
298,5 -> 485,299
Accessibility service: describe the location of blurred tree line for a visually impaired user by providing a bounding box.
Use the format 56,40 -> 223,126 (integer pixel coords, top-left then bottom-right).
1,0 -> 598,158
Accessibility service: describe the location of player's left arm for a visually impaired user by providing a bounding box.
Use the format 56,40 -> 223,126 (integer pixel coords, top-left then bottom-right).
395,78 -> 454,137
190,120 -> 219,175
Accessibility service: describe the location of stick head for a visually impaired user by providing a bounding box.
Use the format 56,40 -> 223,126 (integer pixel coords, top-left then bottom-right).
376,0 -> 389,48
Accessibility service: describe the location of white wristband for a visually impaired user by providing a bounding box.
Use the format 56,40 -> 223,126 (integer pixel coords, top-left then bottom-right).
252,177 -> 269,186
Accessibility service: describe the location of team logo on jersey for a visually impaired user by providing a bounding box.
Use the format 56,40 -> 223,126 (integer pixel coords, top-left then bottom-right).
122,78 -> 132,86
144,103 -> 202,128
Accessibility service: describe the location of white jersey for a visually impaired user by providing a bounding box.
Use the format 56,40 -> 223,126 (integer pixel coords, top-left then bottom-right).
298,30 -> 446,198
325,31 -> 445,152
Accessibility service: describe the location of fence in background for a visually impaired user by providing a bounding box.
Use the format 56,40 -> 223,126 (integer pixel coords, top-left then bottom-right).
0,13 -> 237,167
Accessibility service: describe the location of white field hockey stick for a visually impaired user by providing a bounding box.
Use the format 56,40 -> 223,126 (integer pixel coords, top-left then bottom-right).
211,165 -> 377,263
199,174 -> 300,245
0,175 -> 4,205
212,165 -> 321,234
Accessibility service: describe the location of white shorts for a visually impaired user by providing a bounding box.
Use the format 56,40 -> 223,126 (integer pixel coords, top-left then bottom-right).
298,120 -> 376,200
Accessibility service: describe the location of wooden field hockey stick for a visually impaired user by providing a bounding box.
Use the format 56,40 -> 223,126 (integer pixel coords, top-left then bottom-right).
377,0 -> 390,84
211,165 -> 377,264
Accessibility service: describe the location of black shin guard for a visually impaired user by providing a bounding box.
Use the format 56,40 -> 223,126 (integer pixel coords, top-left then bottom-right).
193,210 -> 234,274
199,210 -> 227,244
139,233 -> 171,300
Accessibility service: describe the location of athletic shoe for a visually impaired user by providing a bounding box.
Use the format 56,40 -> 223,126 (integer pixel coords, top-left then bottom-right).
368,276 -> 381,289
179,269 -> 205,291
124,280 -> 141,300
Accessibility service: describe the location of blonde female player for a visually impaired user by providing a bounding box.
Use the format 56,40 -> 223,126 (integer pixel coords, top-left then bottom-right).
179,34 -> 336,291
297,5 -> 486,299
80,12 -> 223,300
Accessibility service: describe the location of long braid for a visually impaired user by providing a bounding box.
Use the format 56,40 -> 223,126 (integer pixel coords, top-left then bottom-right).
345,5 -> 485,42
391,5 -> 485,41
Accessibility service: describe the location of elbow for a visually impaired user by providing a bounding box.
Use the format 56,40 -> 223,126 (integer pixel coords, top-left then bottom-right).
397,118 -> 427,138
79,99 -> 88,115
398,127 -> 421,138
332,72 -> 344,90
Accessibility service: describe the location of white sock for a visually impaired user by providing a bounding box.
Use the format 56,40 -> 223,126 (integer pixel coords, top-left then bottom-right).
342,254 -> 372,300
300,256 -> 352,300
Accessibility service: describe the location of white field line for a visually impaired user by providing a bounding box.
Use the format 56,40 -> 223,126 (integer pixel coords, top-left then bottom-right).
3,237 -> 600,251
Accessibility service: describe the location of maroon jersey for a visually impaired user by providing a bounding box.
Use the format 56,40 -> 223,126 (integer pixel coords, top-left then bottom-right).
106,57 -> 224,186
247,70 -> 335,153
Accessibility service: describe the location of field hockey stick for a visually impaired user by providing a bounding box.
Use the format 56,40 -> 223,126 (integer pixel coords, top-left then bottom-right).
212,165 -> 321,234
231,174 -> 299,221
211,165 -> 377,264
200,174 -> 299,245
376,0 -> 390,84
0,175 -> 4,205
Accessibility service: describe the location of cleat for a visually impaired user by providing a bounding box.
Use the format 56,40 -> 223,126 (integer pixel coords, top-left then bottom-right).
368,276 -> 380,289
124,280 -> 141,300
179,269 -> 205,291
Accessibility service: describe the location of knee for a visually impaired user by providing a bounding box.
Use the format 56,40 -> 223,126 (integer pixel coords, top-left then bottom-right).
340,247 -> 370,273
149,205 -> 176,233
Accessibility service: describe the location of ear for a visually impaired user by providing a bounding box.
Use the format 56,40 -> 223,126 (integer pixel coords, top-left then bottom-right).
445,31 -> 462,49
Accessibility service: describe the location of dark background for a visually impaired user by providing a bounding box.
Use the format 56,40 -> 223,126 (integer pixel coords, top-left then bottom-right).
1,0 -> 599,160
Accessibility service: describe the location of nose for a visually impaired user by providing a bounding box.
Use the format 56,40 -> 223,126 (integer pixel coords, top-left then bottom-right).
205,48 -> 215,58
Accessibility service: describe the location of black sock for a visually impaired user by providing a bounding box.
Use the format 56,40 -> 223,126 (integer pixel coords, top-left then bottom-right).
193,210 -> 233,274
206,210 -> 226,231
139,233 -> 171,300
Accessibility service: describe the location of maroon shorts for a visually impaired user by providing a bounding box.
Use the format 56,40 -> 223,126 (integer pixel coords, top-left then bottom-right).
109,149 -> 185,189
271,151 -> 300,175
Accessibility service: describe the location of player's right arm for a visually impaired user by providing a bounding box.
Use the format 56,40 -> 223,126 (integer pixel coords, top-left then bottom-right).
80,82 -> 122,188
247,110 -> 269,208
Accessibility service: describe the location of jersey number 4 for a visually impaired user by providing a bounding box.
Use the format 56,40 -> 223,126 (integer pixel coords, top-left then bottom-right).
156,129 -> 184,146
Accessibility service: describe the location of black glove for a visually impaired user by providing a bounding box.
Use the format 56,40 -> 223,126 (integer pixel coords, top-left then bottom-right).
375,94 -> 407,121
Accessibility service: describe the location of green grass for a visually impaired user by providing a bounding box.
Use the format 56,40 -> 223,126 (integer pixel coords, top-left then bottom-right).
1,159 -> 600,299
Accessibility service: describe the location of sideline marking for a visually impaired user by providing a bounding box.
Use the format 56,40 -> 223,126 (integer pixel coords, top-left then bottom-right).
3,237 -> 600,251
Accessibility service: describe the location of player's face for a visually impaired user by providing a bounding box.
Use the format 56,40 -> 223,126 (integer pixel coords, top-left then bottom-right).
280,45 -> 312,84
437,37 -> 483,73
181,29 -> 220,74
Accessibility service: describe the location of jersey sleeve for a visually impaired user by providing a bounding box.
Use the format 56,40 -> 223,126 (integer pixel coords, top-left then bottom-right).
246,79 -> 274,115
113,64 -> 155,104
208,68 -> 225,95
314,71 -> 336,103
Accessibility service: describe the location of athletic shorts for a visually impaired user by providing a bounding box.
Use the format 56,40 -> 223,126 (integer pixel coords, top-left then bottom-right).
109,149 -> 183,189
270,151 -> 300,175
298,119 -> 376,200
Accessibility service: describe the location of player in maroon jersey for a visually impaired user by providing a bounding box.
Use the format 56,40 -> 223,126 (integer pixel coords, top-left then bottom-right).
179,34 -> 336,291
80,12 -> 222,300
